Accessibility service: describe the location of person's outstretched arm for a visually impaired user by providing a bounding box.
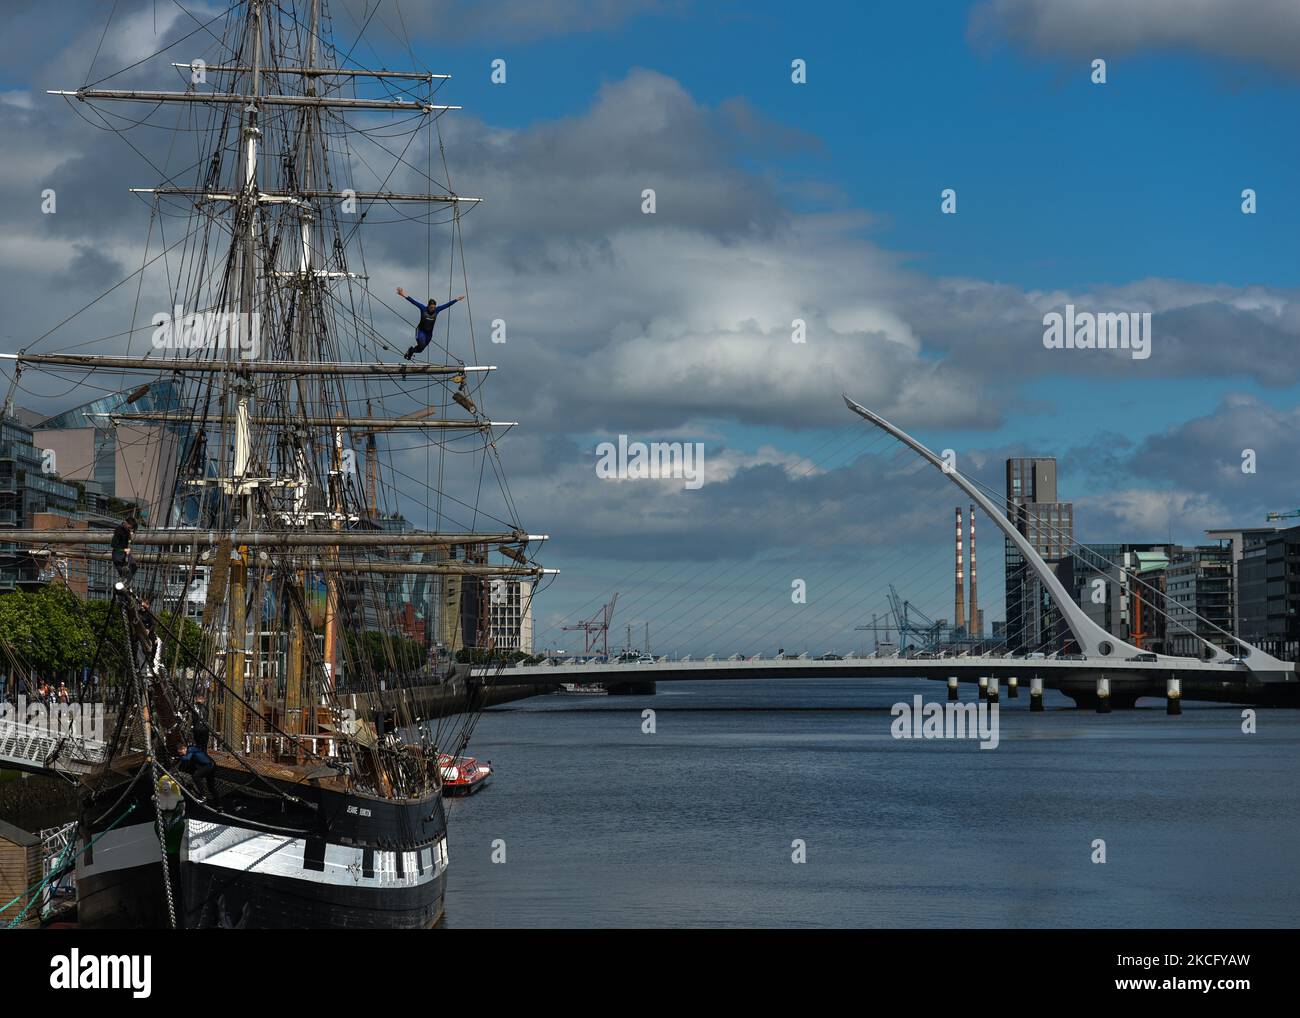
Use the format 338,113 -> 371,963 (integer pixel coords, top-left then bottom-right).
396,286 -> 425,309
434,294 -> 467,314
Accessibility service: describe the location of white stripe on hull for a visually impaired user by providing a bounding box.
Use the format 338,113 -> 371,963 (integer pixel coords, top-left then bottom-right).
184,820 -> 448,888
77,818 -> 449,894
76,821 -> 163,881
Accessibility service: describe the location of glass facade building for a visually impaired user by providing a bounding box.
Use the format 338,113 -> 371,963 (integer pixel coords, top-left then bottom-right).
0,417 -> 82,590
1004,457 -> 1073,654
1238,525 -> 1300,662
1069,544 -> 1176,653
1165,544 -> 1234,658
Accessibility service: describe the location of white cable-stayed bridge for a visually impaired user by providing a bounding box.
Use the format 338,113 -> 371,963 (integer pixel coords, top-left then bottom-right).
504,396 -> 1298,711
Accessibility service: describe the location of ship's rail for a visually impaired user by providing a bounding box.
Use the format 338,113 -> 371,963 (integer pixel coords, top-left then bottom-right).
241,732 -> 343,759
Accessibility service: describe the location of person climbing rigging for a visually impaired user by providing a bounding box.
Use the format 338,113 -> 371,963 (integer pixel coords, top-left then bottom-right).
178,705 -> 219,804
396,286 -> 465,360
111,514 -> 139,588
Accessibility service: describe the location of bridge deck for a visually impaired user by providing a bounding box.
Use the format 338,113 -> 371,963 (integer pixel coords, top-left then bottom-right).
503,654 -> 1286,681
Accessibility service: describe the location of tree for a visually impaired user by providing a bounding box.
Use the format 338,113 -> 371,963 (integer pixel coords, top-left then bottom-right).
343,629 -> 426,676
0,586 -> 202,686
0,587 -> 99,677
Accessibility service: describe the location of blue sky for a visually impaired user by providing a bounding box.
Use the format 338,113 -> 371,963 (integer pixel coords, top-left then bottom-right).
439,1 -> 1300,285
391,0 -> 1300,462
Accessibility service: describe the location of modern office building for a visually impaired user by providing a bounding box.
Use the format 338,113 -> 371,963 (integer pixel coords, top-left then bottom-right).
1165,544 -> 1234,658
1069,543 -> 1178,653
1204,527 -> 1278,639
377,513 -> 435,647
1,415 -> 85,591
436,544 -> 487,655
1237,524 -> 1300,662
486,579 -> 535,653
1004,457 -> 1074,653
32,380 -> 185,525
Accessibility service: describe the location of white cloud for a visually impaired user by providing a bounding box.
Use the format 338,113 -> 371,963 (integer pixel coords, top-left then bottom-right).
970,0 -> 1300,76
1074,487 -> 1229,539
100,5 -> 191,70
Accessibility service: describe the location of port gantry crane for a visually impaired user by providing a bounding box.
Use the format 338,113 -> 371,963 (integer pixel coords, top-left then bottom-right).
886,584 -> 951,654
855,612 -> 897,656
563,593 -> 619,658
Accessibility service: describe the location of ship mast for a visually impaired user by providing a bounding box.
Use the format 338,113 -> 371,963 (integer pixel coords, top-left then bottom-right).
289,0 -> 320,741
223,0 -> 263,745
18,0 -> 555,793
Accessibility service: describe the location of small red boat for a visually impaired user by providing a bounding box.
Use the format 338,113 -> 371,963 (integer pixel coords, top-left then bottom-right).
439,753 -> 492,796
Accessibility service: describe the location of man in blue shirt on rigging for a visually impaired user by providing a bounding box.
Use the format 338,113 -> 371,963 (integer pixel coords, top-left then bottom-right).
177,698 -> 220,805
396,286 -> 465,360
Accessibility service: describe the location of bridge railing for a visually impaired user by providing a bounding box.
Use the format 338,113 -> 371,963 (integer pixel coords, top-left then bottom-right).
0,718 -> 112,771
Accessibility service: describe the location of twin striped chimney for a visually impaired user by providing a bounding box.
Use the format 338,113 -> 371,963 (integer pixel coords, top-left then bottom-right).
955,506 -> 979,636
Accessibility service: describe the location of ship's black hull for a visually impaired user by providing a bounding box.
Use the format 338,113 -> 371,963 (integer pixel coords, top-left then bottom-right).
182,857 -> 445,929
76,766 -> 448,929
77,848 -> 176,929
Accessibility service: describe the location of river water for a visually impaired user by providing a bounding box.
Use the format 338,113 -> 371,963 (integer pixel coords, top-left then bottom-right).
441,678 -> 1300,928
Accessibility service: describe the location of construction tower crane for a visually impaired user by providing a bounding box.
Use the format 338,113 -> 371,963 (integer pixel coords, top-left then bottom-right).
1266,509 -> 1300,522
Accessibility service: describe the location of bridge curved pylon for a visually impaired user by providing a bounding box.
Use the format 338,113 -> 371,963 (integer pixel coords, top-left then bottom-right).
843,394 -> 1292,674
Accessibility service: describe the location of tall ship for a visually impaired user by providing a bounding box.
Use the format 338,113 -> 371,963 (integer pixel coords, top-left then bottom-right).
1,0 -> 547,928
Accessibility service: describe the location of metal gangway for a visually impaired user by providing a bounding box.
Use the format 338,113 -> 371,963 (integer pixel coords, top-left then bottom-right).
0,715 -> 112,778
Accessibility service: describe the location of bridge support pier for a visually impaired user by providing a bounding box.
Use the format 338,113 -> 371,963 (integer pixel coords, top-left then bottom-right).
987,677 -> 999,704
1008,676 -> 1019,699
1060,676 -> 1140,710
1166,677 -> 1181,716
1029,676 -> 1043,711
977,676 -> 988,700
947,676 -> 959,701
